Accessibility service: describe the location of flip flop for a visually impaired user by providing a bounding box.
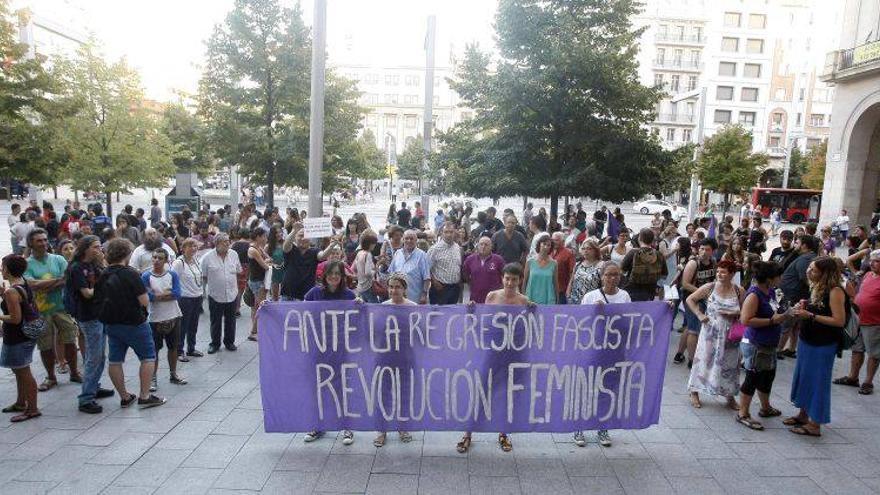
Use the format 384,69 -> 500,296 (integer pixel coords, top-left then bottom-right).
782,416 -> 807,426
10,411 -> 41,423
38,379 -> 57,392
859,383 -> 874,395
736,415 -> 764,430
758,407 -> 782,418
833,376 -> 860,387
789,426 -> 821,437
1,403 -> 25,413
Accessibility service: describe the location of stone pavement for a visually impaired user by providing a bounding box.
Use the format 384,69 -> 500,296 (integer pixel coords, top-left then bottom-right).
0,306 -> 879,495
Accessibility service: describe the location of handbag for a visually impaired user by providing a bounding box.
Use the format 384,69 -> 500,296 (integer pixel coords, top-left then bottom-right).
726,285 -> 745,343
14,285 -> 47,340
243,285 -> 255,307
153,319 -> 176,336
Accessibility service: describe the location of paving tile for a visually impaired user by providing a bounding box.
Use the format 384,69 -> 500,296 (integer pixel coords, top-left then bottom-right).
211,409 -> 262,436
665,476 -> 726,495
155,467 -> 222,495
70,418 -> 140,447
0,480 -> 58,494
417,458 -> 468,495
520,474 -> 573,495
467,448 -> 517,477
514,456 -> 567,478
261,471 -> 319,494
155,420 -> 220,450
211,431 -> 291,490
47,464 -> 126,494
315,454 -> 374,493
366,473 -> 418,495
15,445 -> 102,482
274,435 -> 332,471
371,439 -> 423,474
182,434 -> 247,469
0,459 -> 37,484
3,428 -> 81,461
559,444 -> 616,477
188,398 -> 240,423
468,475 -> 522,495
112,448 -> 192,487
797,459 -> 876,495
87,432 -> 163,466
644,443 -> 710,478
610,459 -> 675,495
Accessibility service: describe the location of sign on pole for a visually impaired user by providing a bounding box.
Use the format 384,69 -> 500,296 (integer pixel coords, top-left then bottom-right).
302,217 -> 333,239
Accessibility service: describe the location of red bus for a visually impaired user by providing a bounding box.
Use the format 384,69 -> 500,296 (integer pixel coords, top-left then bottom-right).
751,187 -> 822,223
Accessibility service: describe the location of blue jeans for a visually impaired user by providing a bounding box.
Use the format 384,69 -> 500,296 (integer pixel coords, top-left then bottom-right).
177,296 -> 203,354
358,288 -> 379,303
429,283 -> 461,305
77,319 -> 106,405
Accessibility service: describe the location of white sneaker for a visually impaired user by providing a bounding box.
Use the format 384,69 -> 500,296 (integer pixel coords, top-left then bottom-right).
149,375 -> 157,392
342,430 -> 355,445
573,431 -> 586,447
303,430 -> 324,443
598,430 -> 612,447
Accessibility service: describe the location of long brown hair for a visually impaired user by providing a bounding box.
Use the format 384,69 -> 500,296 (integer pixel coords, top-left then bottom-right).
809,255 -> 842,306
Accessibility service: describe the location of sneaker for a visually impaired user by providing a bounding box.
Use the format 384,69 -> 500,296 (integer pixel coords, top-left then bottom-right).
138,394 -> 166,409
188,350 -> 204,358
342,430 -> 355,445
573,431 -> 586,447
673,352 -> 685,364
207,345 -> 220,354
78,401 -> 103,414
225,344 -> 238,351
95,388 -> 115,399
178,354 -> 190,363
120,393 -> 137,408
149,375 -> 158,392
687,360 -> 693,369
597,430 -> 612,447
303,431 -> 325,443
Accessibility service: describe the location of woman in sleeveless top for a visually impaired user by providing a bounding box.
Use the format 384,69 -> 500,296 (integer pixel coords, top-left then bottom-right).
0,254 -> 41,422
246,227 -> 271,341
685,259 -> 743,409
786,256 -> 846,437
568,239 -> 602,304
524,234 -> 557,304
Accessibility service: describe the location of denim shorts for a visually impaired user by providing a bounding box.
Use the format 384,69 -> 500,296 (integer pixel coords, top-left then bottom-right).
0,340 -> 36,369
106,322 -> 157,363
247,280 -> 266,295
741,340 -> 777,372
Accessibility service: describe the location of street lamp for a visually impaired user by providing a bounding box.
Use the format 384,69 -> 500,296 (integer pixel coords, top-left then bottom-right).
671,87 -> 708,221
385,133 -> 397,202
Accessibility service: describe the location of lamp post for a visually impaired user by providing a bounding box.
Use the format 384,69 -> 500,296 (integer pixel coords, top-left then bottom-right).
672,87 -> 708,221
307,0 -> 327,216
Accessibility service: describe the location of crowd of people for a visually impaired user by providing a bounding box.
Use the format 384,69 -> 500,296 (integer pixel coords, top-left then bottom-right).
0,196 -> 874,449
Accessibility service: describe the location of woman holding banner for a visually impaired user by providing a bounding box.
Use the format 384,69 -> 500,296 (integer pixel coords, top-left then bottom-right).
573,260 -> 630,448
374,272 -> 414,447
302,261 -> 357,445
685,259 -> 743,410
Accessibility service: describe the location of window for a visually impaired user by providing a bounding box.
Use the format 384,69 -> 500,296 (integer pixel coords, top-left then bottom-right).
656,48 -> 665,63
682,129 -> 692,142
693,26 -> 703,41
364,73 -> 380,84
743,63 -> 762,78
670,75 -> 680,92
404,75 -> 420,86
403,95 -> 418,105
674,26 -> 685,39
724,12 -> 741,27
799,88 -> 805,101
385,114 -> 398,127
738,111 -> 756,126
741,87 -> 759,102
748,14 -> 766,29
669,102 -> 678,117
721,37 -> 739,52
653,73 -> 665,87
796,113 -> 802,125
433,95 -> 440,106
673,49 -> 683,64
363,93 -> 379,105
383,94 -> 399,104
714,110 -> 732,124
405,114 -> 417,128
716,86 -> 734,100
769,136 -> 781,147
384,74 -> 400,86
810,114 -> 825,126
666,128 -> 676,142
690,50 -> 700,64
687,75 -> 698,91
366,114 -> 377,126
746,39 -> 764,54
658,24 -> 668,36
807,138 -> 823,149
434,77 -> 440,87
774,88 -> 786,100
686,101 -> 695,117
771,112 -> 784,126
719,62 -> 737,76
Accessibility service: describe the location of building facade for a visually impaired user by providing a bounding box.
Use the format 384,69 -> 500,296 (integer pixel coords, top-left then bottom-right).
819,0 -> 880,225
13,0 -> 88,60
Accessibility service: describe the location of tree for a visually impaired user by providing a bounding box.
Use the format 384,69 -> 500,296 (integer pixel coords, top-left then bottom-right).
198,0 -> 363,208
696,125 -> 767,211
803,140 -> 827,190
396,136 -> 425,181
441,0 -> 674,216
346,130 -> 385,181
161,102 -> 214,175
656,143 -> 697,195
0,1 -> 64,185
50,42 -> 174,216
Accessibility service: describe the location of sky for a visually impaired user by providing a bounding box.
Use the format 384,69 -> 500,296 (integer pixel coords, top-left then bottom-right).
48,0 -> 499,101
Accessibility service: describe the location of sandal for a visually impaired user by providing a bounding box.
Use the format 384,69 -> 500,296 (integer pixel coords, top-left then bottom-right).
373,433 -> 387,448
790,425 -> 821,437
70,373 -> 83,383
248,333 -> 258,342
38,379 -> 57,392
399,431 -> 412,443
170,375 -> 188,385
736,415 -> 764,430
859,383 -> 874,395
498,433 -> 512,452
833,376 -> 860,387
726,398 -> 740,411
758,407 -> 782,418
57,363 -> 69,374
690,393 -> 702,409
10,411 -> 41,422
2,403 -> 25,413
783,416 -> 807,426
456,435 -> 471,454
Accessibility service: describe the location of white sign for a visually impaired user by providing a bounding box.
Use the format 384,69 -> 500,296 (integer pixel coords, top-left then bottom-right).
303,217 -> 333,239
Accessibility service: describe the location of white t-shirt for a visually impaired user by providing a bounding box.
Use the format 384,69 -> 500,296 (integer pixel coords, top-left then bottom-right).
172,257 -> 203,298
581,288 -> 631,305
382,298 -> 417,305
144,271 -> 183,322
836,215 -> 850,231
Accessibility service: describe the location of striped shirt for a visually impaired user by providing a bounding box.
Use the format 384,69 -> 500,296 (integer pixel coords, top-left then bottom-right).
427,239 -> 462,284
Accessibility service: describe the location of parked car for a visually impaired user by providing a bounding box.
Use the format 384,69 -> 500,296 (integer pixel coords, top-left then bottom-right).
633,199 -> 674,215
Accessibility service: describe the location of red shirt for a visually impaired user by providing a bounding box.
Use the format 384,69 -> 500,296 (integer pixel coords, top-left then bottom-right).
551,247 -> 575,295
856,272 -> 880,325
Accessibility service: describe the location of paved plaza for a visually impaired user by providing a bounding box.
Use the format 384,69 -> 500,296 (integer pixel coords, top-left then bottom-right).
0,195 -> 878,494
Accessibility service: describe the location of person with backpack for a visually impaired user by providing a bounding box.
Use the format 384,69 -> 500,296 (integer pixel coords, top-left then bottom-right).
674,238 -> 718,365
90,205 -> 112,237
66,235 -> 116,414
96,239 -> 165,409
834,249 -> 880,395
0,254 -> 41,422
620,228 -> 667,302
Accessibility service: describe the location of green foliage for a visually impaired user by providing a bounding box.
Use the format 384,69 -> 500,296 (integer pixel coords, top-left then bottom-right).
397,136 -> 425,181
697,125 -> 767,200
50,41 -> 174,216
198,0 -> 363,207
441,0 -> 673,212
803,140 -> 827,190
161,102 -> 214,175
347,130 -> 387,181
656,143 -> 697,194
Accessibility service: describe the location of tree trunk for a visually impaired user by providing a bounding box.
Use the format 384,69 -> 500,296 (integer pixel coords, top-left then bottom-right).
265,165 -> 275,210
522,196 -> 528,213
105,190 -> 113,218
73,189 -> 79,203
116,192 -> 120,202
53,186 -> 58,199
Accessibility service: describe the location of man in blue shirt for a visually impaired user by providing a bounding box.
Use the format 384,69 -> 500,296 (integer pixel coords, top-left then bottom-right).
383,230 -> 430,304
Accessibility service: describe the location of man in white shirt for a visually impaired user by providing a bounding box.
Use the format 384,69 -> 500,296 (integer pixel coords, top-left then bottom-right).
200,233 -> 242,353
11,210 -> 36,256
427,222 -> 462,304
129,228 -> 176,273
7,203 -> 21,254
836,209 -> 850,241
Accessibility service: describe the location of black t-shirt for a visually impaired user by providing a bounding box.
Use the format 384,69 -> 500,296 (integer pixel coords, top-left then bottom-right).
769,247 -> 796,271
800,291 -> 844,347
231,241 -> 250,266
69,261 -> 102,321
397,208 -> 412,228
281,247 -> 319,300
96,265 -> 147,325
1,284 -> 35,345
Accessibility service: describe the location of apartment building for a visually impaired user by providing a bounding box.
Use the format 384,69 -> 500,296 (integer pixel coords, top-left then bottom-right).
13,0 -> 88,60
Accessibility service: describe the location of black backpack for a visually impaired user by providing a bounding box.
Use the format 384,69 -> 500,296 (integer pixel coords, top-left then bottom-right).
94,266 -> 123,323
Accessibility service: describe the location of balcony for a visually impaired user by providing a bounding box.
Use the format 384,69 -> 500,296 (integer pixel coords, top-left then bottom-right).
767,147 -> 786,157
769,123 -> 784,133
820,40 -> 880,83
654,33 -> 706,45
654,113 -> 696,124
652,59 -> 703,72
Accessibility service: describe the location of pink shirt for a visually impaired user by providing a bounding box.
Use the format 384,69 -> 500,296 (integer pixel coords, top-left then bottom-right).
856,272 -> 880,325
462,253 -> 505,303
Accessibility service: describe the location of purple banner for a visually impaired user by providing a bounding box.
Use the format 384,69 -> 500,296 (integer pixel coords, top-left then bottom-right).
258,301 -> 673,433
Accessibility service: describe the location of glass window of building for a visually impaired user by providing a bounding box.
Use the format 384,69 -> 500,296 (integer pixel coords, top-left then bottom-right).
656,47 -> 666,62
743,63 -> 762,78
741,87 -> 759,102
654,73 -> 665,87
405,115 -> 417,128
716,86 -> 734,100
738,111 -> 756,126
746,39 -> 764,54
682,129 -> 692,142
383,94 -> 399,104
385,74 -> 400,86
719,62 -> 737,76
721,37 -> 739,52
385,114 -> 398,127
670,75 -> 680,92
714,110 -> 732,124
748,14 -> 766,29
724,12 -> 741,27
687,75 -> 698,91
666,128 -> 676,142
